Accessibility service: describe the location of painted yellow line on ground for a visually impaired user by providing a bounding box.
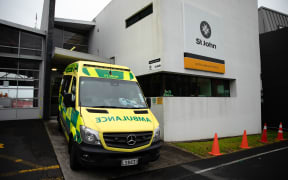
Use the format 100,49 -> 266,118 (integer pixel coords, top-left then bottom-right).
0,143 -> 4,148
0,165 -> 60,177
0,154 -> 42,168
15,159 -> 23,163
19,165 -> 60,174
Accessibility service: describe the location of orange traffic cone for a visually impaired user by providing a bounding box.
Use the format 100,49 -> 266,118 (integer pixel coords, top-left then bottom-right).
209,133 -> 222,156
260,123 -> 268,143
276,122 -> 285,141
240,130 -> 250,149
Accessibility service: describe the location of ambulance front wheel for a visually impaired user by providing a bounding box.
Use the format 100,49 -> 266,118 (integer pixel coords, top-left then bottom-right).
69,141 -> 81,170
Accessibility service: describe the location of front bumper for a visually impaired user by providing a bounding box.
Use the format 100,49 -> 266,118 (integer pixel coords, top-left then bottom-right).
74,141 -> 161,167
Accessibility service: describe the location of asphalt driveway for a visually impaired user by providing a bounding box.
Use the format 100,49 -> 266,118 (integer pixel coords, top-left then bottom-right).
45,119 -> 200,180
116,140 -> 288,180
0,120 -> 63,180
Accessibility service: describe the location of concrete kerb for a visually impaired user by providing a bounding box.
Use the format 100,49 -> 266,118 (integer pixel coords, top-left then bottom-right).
43,119 -> 66,178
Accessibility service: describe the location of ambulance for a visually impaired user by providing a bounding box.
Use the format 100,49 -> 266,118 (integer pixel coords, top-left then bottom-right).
57,61 -> 161,170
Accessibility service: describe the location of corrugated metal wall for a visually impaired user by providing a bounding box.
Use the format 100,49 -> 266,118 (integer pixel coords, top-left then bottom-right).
258,7 -> 288,34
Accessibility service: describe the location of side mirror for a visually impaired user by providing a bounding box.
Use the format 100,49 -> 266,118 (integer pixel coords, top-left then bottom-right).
146,97 -> 151,109
64,93 -> 75,108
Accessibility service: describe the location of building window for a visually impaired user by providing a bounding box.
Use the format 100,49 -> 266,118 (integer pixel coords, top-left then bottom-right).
0,24 -> 43,57
20,32 -> 43,57
198,78 -> 211,97
126,4 -> 153,28
0,25 -> 19,54
137,73 -> 231,97
137,73 -> 163,97
0,58 -> 40,109
211,79 -> 230,97
53,26 -> 89,53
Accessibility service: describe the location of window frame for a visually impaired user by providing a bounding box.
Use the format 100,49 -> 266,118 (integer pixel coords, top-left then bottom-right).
125,3 -> 153,28
0,59 -> 41,109
60,75 -> 72,96
137,73 -> 231,98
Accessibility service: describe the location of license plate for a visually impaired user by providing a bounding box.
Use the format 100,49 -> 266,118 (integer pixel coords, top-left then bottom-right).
121,158 -> 138,166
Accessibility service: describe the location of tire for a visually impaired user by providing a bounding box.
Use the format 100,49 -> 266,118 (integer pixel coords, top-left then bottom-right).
69,141 -> 81,170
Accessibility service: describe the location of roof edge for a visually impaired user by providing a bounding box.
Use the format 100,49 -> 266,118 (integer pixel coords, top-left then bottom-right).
54,17 -> 96,26
0,18 -> 46,35
258,6 -> 288,17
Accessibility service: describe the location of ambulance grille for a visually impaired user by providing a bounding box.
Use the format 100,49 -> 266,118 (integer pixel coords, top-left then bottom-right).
103,131 -> 153,149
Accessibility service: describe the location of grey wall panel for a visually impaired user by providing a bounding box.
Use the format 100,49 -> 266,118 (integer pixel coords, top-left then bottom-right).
258,10 -> 265,34
283,15 -> 288,26
274,13 -> 280,28
17,108 -> 40,119
268,11 -> 276,30
263,10 -> 271,32
0,109 -> 17,120
280,14 -> 286,26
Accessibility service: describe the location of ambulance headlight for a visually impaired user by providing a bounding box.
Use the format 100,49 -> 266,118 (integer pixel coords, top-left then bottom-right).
152,126 -> 160,143
80,126 -> 101,145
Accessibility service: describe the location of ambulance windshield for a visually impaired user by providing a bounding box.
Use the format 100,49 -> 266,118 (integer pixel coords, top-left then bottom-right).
79,77 -> 147,109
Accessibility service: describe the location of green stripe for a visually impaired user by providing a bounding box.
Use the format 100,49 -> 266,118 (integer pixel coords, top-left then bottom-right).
82,67 -> 90,76
59,96 -> 63,105
63,106 -> 66,113
65,116 -> 70,130
129,72 -> 134,80
96,69 -> 124,80
76,130 -> 82,143
65,63 -> 78,73
71,110 -> 79,127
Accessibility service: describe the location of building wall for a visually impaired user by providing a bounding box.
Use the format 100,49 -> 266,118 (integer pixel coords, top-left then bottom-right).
165,97 -> 259,141
159,0 -> 261,140
89,0 -> 162,76
0,21 -> 46,121
260,27 -> 288,129
91,0 -> 261,141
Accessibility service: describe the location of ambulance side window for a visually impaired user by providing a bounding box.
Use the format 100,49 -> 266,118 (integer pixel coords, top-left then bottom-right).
71,77 -> 76,95
61,75 -> 72,96
71,77 -> 76,108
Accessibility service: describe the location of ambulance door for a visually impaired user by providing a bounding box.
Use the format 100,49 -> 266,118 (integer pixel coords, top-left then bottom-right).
59,75 -> 72,134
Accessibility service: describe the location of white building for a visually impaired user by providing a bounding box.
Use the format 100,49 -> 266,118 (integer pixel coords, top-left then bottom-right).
89,0 -> 261,141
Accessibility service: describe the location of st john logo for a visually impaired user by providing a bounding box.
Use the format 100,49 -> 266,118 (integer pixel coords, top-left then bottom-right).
196,21 -> 216,49
200,21 -> 211,39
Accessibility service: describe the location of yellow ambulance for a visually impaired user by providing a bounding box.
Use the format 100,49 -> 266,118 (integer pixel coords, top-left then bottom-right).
57,61 -> 161,170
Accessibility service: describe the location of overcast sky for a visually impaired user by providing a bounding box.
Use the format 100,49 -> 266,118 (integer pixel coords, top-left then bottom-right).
0,0 -> 287,29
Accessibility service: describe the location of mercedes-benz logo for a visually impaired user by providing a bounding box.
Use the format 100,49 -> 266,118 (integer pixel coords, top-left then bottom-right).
200,21 -> 211,39
126,134 -> 137,146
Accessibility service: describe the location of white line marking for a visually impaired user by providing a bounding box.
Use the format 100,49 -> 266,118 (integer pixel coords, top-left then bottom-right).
188,146 -> 288,174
